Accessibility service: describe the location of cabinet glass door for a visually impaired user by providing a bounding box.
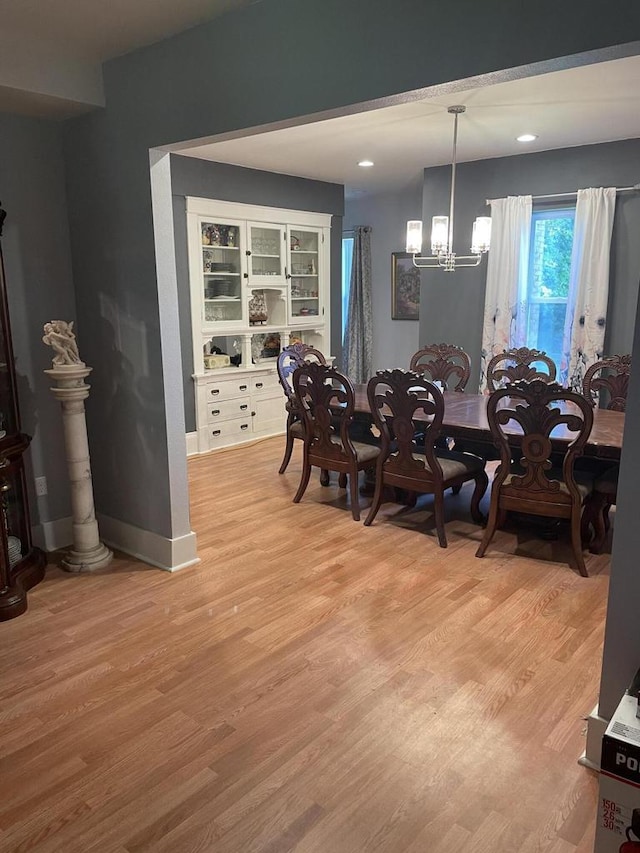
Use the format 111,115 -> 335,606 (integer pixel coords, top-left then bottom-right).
0,322 -> 17,438
0,464 -> 29,570
201,219 -> 244,326
248,223 -> 285,284
288,227 -> 321,324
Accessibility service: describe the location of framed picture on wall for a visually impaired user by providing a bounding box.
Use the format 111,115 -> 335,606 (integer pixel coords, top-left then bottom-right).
391,252 -> 420,320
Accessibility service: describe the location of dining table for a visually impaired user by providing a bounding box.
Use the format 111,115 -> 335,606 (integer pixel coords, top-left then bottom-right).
352,387 -> 625,461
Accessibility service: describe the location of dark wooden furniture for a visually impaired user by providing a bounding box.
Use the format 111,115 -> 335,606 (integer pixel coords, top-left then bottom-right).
476,380 -> 594,576
409,343 -> 471,392
486,346 -> 557,392
580,355 -> 630,552
0,204 -> 46,619
583,354 -> 631,411
292,362 -> 380,521
352,387 -> 623,461
364,370 -> 488,546
276,342 -> 326,475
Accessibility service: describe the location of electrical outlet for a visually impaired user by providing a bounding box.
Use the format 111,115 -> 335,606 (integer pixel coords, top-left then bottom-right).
35,476 -> 48,497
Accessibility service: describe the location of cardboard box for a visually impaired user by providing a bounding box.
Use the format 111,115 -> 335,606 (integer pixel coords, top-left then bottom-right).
596,692 -> 640,851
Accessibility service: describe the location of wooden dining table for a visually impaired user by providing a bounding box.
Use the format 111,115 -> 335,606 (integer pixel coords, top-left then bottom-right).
352,387 -> 625,461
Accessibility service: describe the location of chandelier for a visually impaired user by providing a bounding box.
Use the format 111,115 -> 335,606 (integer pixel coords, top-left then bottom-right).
406,105 -> 491,272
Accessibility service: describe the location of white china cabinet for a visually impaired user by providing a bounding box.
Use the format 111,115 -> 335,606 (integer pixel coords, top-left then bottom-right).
186,198 -> 332,453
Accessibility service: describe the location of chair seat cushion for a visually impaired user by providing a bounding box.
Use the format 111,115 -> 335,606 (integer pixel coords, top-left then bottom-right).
410,449 -> 485,480
594,465 -> 619,496
290,421 -> 305,439
504,467 -> 593,499
353,441 -> 381,464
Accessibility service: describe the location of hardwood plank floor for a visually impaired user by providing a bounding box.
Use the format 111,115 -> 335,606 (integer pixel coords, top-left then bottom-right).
0,437 -> 611,852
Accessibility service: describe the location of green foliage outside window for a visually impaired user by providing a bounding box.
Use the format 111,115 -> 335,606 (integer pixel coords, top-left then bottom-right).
530,215 -> 574,299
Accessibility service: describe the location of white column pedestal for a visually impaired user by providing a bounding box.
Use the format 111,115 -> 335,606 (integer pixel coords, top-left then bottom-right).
45,363 -> 113,572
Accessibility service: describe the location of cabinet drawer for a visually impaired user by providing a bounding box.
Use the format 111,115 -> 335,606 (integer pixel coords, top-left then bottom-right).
206,396 -> 251,423
205,377 -> 252,400
207,418 -> 252,448
251,373 -> 280,394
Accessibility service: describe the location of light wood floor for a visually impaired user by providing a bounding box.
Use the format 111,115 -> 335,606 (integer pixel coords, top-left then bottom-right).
0,437 -> 611,852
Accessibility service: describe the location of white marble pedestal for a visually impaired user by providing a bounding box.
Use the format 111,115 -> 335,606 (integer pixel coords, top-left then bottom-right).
45,363 -> 113,572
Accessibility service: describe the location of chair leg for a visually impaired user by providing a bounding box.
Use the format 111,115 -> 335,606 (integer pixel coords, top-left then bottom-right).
364,466 -> 385,527
469,470 -> 489,524
292,455 -> 312,505
588,494 -> 610,555
433,490 -> 448,548
320,469 -> 330,487
348,469 -> 361,521
338,473 -> 347,489
580,495 -> 595,545
278,427 -> 295,474
476,495 -> 500,557
571,509 -> 589,577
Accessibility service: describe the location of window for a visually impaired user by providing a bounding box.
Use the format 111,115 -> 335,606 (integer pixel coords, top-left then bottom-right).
524,207 -> 575,370
341,235 -> 354,342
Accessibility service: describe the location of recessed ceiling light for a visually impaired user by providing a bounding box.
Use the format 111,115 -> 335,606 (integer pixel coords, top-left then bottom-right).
358,159 -> 374,167
516,134 -> 538,143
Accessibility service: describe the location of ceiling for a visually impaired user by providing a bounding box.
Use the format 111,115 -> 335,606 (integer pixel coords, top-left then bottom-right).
0,0 -> 258,117
0,0 -> 257,62
178,55 -> 640,198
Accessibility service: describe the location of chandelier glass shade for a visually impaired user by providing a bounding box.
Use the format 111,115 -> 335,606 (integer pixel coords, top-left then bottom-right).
406,106 -> 491,272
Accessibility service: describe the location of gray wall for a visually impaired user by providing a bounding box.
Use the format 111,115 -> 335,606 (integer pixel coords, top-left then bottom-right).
344,181 -> 423,372
170,154 -> 344,433
0,112 -> 75,529
418,138 -> 640,390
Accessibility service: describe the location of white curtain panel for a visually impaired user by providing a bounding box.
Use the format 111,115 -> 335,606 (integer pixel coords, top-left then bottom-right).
479,195 -> 532,392
561,187 -> 616,390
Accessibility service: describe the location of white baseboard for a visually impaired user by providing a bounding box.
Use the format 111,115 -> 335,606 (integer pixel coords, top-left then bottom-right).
186,431 -> 199,456
32,516 -> 73,552
580,703 -> 608,772
97,513 -> 200,572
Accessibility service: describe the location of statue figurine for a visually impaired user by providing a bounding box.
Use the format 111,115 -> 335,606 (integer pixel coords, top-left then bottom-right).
42,320 -> 82,366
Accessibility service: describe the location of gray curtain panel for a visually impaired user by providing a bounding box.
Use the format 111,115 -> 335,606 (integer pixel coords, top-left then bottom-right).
344,226 -> 373,384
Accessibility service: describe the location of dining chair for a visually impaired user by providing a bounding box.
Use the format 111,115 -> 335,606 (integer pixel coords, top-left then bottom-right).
409,343 -> 471,392
364,369 -> 488,547
276,342 -> 327,475
582,354 -> 631,411
292,362 -> 381,521
580,355 -> 630,553
486,346 -> 557,392
476,379 -> 594,576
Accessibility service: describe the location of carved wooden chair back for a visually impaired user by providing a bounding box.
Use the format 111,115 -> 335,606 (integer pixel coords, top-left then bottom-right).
276,343 -> 327,476
477,379 -> 594,576
292,362 -> 380,521
409,343 -> 471,392
367,369 -> 445,488
276,343 -> 326,403
293,362 -> 357,467
582,354 -> 631,411
365,369 -> 488,546
486,347 -> 557,392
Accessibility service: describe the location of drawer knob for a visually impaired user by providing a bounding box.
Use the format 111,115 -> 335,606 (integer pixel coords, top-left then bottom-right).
212,429 -> 221,437
211,409 -> 220,416
240,424 -> 249,430
240,404 -> 248,411
239,384 -> 247,391
211,389 -> 220,396
255,382 -> 263,388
